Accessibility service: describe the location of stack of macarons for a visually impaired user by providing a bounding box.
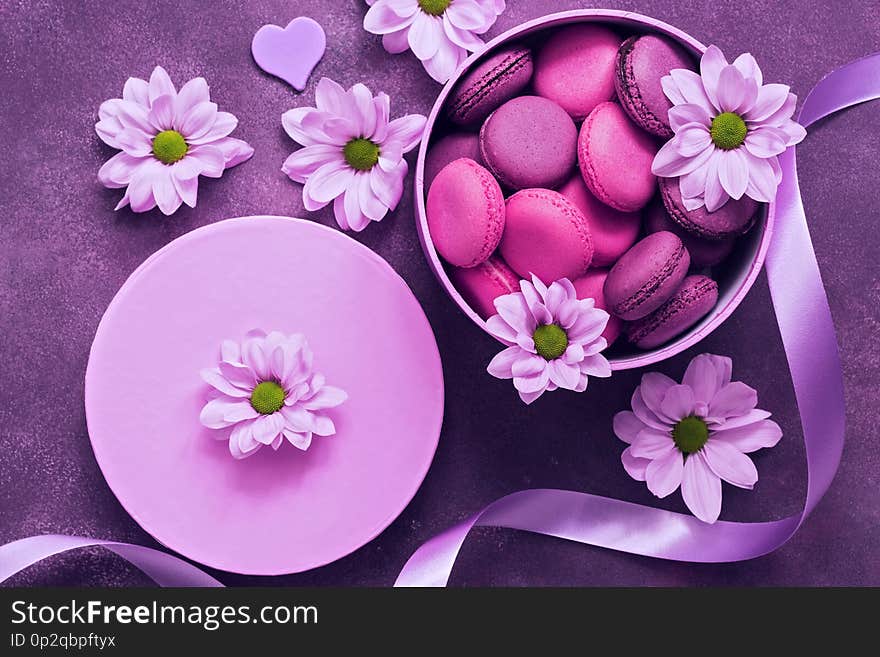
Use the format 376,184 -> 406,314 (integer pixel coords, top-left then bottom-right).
424,24 -> 761,352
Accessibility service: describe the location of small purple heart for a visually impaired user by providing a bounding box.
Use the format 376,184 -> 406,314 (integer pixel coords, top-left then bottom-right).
251,17 -> 326,92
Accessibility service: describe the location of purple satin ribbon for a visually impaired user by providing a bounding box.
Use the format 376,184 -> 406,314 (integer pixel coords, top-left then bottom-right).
1,54 -> 877,588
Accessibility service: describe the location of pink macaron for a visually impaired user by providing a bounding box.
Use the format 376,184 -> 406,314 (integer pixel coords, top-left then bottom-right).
658,176 -> 759,241
625,274 -> 719,348
450,255 -> 521,320
615,34 -> 696,138
558,172 -> 641,267
424,132 -> 482,189
499,188 -> 593,283
480,96 -> 578,190
603,231 -> 690,321
578,102 -> 659,213
427,158 -> 505,268
571,268 -> 623,346
533,24 -> 620,120
645,199 -> 734,267
447,45 -> 534,127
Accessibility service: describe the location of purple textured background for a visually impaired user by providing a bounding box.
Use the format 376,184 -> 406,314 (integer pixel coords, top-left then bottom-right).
1,0 -> 878,586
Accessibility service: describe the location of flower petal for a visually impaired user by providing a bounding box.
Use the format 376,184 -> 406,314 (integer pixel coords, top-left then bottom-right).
713,419 -> 782,453
639,372 -> 678,420
645,449 -> 684,498
716,65 -> 748,113
703,439 -> 758,489
178,101 -> 218,140
717,148 -> 749,200
174,77 -> 210,119
660,384 -> 697,422
369,160 -> 406,210
252,413 -> 285,445
187,144 -> 225,178
122,76 -> 150,106
631,387 -> 670,431
703,152 -> 729,212
699,45 -> 728,111
213,137 -> 254,168
422,34 -> 466,83
282,144 -> 343,183
98,152 -> 146,188
301,386 -> 347,410
621,446 -> 651,481
732,52 -> 763,87
681,451 -> 722,523
384,114 -> 427,153
745,83 -> 790,122
487,346 -> 522,379
364,1 -> 417,35
187,111 -> 238,145
304,160 -> 353,206
548,359 -> 580,390
382,29 -> 411,54
152,169 -> 183,216
408,12 -> 442,61
669,69 -> 715,115
744,126 -> 789,158
149,93 -> 175,131
630,428 -> 675,459
683,354 -> 728,404
148,66 -> 176,103
708,381 -> 758,421
668,103 -> 712,132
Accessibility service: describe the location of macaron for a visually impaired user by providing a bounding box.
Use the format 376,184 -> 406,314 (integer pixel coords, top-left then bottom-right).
603,231 -> 690,321
480,96 -> 578,190
578,102 -> 658,212
645,199 -> 734,268
447,46 -> 534,126
533,24 -> 620,120
427,158 -> 505,268
659,176 -> 759,241
626,275 -> 719,349
499,188 -> 593,283
424,132 -> 482,189
450,256 -> 521,321
615,35 -> 696,138
571,268 -> 623,346
558,173 -> 641,267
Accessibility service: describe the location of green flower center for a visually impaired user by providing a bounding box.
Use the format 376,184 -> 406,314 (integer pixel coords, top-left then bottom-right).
710,112 -> 748,150
250,381 -> 285,415
418,0 -> 451,16
533,324 -> 569,361
152,130 -> 188,164
672,416 -> 710,454
343,137 -> 380,171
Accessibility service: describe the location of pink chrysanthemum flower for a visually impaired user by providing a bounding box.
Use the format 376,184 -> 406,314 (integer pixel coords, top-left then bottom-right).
486,276 -> 612,405
652,46 -> 806,212
96,66 -> 254,215
364,0 -> 506,83
614,353 -> 782,523
282,78 -> 426,232
199,330 -> 347,460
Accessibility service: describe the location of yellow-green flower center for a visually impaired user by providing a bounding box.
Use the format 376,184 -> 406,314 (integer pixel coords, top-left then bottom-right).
250,381 -> 285,415
672,416 -> 710,454
343,138 -> 380,171
418,0 -> 451,16
533,324 -> 568,361
152,130 -> 188,164
710,112 -> 748,150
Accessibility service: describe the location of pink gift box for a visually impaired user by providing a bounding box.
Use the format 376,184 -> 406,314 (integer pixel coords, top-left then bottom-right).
414,9 -> 773,370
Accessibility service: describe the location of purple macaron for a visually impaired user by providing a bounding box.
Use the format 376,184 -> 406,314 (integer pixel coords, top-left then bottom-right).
615,34 -> 696,138
603,231 -> 691,321
645,199 -> 735,267
424,132 -> 482,189
626,275 -> 719,348
447,46 -> 534,126
480,96 -> 578,190
659,176 -> 759,241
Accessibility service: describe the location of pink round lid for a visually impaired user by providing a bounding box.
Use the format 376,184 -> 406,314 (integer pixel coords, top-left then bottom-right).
85,216 -> 444,575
